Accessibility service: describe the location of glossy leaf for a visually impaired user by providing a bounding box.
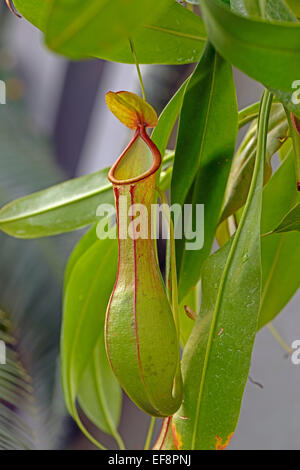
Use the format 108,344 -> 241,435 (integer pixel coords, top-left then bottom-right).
125,3 -> 206,65
78,338 -> 122,438
63,226 -> 123,439
220,103 -> 289,222
45,0 -> 172,59
179,287 -> 198,347
62,237 -> 121,436
199,0 -> 300,117
14,0 -> 50,30
272,201 -> 300,233
151,80 -> 188,157
64,225 -> 98,288
231,0 -> 297,21
259,151 -> 300,327
172,42 -> 238,301
171,91 -> 272,449
189,152 -> 300,333
17,1 -> 207,65
0,167 -> 114,238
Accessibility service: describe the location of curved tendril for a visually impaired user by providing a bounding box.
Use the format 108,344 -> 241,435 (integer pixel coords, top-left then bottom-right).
5,0 -> 21,18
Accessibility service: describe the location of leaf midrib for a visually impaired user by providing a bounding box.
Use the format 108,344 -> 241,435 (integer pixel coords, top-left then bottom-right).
179,49 -> 217,283
48,0 -> 111,49
190,91 -> 271,449
0,180 -> 112,224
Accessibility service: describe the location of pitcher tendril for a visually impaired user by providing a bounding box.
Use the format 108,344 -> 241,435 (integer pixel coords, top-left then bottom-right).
129,38 -> 146,101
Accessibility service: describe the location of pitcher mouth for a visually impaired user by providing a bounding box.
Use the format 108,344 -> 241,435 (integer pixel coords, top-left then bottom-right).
108,126 -> 161,186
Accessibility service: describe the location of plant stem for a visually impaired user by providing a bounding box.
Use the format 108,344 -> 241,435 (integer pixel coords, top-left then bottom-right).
129,38 -> 146,101
267,323 -> 293,355
73,407 -> 107,450
238,99 -> 279,129
144,417 -> 156,450
238,102 -> 260,128
259,0 -> 267,17
93,348 -> 126,449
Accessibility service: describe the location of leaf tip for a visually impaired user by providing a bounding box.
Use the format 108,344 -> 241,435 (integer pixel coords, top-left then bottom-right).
216,432 -> 234,450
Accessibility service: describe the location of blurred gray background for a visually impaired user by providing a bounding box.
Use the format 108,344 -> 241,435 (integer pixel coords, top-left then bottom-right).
1,7 -> 299,450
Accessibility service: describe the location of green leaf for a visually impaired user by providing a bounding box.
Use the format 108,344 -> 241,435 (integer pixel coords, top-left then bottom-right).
44,1 -> 207,65
172,42 -> 238,301
17,1 -> 207,65
258,151 -> 300,327
273,201 -> 300,233
45,0 -> 171,58
220,103 -> 289,222
62,237 -> 121,439
14,0 -> 51,30
179,287 -> 198,347
127,3 -> 206,65
231,0 -> 297,21
199,0 -> 300,117
78,338 -> 122,438
64,228 -> 123,442
190,152 -> 300,337
64,225 -> 98,288
0,167 -> 114,238
285,0 -> 300,16
152,80 -> 188,157
172,91 -> 272,450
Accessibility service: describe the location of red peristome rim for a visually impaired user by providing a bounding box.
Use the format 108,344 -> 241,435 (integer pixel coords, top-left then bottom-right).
108,126 -> 161,186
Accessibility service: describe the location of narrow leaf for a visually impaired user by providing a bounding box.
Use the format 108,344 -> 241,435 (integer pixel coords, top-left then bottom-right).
0,167 -> 114,238
78,339 -> 122,437
220,103 -> 288,222
273,201 -> 300,233
62,237 -> 121,437
172,91 -> 273,449
259,151 -> 300,327
179,288 -> 198,347
231,0 -> 297,21
172,42 -> 238,301
199,0 -> 300,117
